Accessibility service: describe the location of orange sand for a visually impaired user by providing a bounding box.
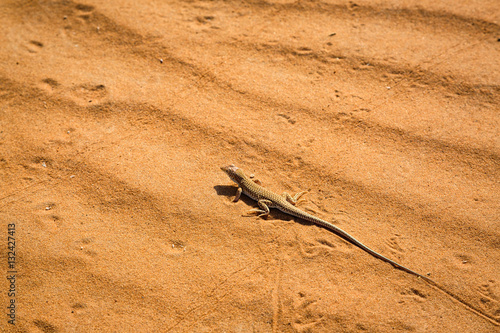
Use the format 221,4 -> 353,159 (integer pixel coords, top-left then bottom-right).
0,0 -> 499,331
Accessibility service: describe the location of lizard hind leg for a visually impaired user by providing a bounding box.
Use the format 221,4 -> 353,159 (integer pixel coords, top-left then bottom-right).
246,199 -> 272,217
282,191 -> 308,205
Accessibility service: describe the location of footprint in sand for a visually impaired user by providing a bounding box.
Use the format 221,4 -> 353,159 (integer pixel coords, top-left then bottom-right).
477,280 -> 500,317
33,319 -> 59,333
294,47 -> 313,56
74,3 -> 95,22
25,156 -> 53,171
69,83 -> 108,106
292,292 -> 324,332
39,78 -> 60,94
453,253 -> 474,267
78,237 -> 98,258
277,113 -> 297,125
71,302 -> 87,314
400,287 -> 428,303
385,235 -> 405,255
34,201 -> 62,231
326,54 -> 345,63
38,78 -> 108,106
26,40 -> 44,54
298,235 -> 353,260
166,239 -> 187,255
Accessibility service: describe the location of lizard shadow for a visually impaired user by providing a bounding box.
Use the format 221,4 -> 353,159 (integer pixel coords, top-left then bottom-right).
214,184 -> 260,208
214,184 -> 239,198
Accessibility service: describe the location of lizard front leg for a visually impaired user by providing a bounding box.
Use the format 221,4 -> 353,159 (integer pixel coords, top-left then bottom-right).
233,187 -> 243,202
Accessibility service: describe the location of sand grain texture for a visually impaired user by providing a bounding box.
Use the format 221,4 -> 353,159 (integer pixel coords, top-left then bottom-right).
0,0 -> 499,332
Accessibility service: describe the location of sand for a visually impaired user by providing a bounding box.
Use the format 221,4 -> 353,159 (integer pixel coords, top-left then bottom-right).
0,0 -> 499,331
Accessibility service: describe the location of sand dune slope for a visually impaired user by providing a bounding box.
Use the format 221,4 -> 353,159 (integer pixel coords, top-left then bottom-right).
1,0 -> 499,331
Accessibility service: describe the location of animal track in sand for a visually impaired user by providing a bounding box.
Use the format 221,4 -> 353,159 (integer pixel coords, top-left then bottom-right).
400,287 -> 428,303
453,253 -> 474,267
166,239 -> 187,255
71,302 -> 88,315
69,83 -> 108,106
385,235 -> 405,255
292,292 -> 324,332
75,3 -> 95,22
477,280 -> 500,317
25,156 -> 53,171
34,201 -> 62,231
297,235 -> 355,261
39,78 -> 60,94
38,78 -> 109,106
26,40 -> 44,53
294,47 -> 313,56
78,238 -> 98,258
33,319 -> 58,333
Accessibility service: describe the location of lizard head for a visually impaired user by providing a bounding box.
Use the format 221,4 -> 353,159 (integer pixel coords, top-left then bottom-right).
220,164 -> 246,183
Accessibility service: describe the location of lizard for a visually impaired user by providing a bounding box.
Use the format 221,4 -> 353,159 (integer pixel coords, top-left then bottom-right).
220,164 -> 500,326
220,164 -> 431,281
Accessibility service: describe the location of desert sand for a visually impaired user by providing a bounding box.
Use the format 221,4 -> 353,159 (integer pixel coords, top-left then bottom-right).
0,0 -> 499,332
